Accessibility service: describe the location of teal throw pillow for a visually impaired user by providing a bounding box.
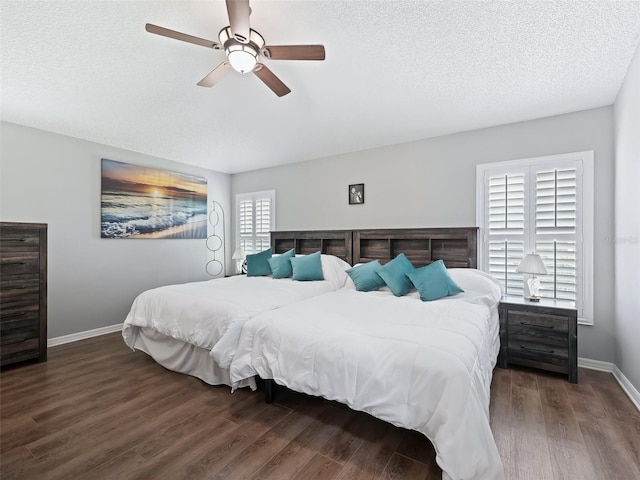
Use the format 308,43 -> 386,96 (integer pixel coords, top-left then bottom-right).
406,259 -> 464,301
346,260 -> 386,292
246,248 -> 272,277
267,249 -> 295,279
291,251 -> 324,281
377,253 -> 415,296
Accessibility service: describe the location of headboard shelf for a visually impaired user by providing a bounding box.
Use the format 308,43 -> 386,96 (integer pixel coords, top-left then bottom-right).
354,228 -> 477,268
271,230 -> 353,265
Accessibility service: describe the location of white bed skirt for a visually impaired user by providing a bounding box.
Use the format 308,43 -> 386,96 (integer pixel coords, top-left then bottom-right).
129,327 -> 256,390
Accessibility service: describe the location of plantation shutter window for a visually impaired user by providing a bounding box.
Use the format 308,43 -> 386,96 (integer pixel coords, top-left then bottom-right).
236,191 -> 275,256
477,152 -> 593,324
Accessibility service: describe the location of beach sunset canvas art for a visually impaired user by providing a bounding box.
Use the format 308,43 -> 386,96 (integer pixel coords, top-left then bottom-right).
101,159 -> 208,239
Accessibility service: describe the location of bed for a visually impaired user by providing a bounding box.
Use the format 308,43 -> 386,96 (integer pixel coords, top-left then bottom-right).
228,228 -> 505,480
122,230 -> 352,388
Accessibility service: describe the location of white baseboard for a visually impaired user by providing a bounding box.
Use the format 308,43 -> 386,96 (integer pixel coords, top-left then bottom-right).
579,356 -> 640,412
578,357 -> 613,372
612,365 -> 640,412
48,323 -> 123,347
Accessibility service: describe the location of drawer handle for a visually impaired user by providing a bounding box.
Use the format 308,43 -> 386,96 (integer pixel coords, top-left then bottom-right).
520,321 -> 555,329
4,312 -> 27,318
2,261 -> 26,265
520,344 -> 555,354
0,238 -> 27,243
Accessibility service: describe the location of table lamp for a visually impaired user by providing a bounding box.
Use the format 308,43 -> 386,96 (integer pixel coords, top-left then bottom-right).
516,253 -> 548,302
232,247 -> 245,275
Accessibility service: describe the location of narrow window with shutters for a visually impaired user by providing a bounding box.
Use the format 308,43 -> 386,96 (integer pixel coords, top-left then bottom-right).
477,152 -> 593,324
236,191 -> 275,255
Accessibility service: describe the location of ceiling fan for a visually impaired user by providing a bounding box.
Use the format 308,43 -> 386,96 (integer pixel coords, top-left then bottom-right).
145,0 -> 325,97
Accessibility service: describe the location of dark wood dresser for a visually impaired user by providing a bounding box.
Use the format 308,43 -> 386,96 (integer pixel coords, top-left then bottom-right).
0,222 -> 48,366
498,296 -> 577,383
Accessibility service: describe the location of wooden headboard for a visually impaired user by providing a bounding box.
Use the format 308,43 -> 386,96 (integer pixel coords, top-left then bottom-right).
353,228 -> 478,268
271,230 -> 353,265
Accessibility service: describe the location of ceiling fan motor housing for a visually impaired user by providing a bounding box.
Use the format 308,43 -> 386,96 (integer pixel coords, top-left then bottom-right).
219,26 -> 264,73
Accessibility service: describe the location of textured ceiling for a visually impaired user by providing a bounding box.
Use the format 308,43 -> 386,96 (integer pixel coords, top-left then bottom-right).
2,1 -> 640,174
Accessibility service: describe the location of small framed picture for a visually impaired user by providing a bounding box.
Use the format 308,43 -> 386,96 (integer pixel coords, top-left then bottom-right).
349,183 -> 364,205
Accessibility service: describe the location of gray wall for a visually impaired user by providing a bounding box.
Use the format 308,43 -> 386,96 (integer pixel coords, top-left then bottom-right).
231,107 -> 615,364
0,122 -> 231,338
614,44 -> 640,393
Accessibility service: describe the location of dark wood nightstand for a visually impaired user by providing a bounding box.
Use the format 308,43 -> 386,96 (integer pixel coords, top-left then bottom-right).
498,296 -> 577,383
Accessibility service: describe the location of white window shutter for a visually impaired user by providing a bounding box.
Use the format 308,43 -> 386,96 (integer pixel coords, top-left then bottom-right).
236,191 -> 275,256
486,172 -> 526,296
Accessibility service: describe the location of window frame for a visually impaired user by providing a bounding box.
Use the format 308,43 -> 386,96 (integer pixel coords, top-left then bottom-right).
476,151 -> 594,325
235,190 -> 276,256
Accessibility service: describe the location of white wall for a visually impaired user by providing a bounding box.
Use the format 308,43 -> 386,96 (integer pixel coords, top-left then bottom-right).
614,45 -> 640,393
232,107 -> 615,364
0,122 -> 231,338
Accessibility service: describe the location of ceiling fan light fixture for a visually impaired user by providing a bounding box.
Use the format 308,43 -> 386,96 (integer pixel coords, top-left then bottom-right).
227,47 -> 257,74
219,26 -> 264,74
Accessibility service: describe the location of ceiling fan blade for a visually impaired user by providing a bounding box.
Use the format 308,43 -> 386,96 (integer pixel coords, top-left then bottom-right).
197,62 -> 231,87
254,64 -> 291,97
226,0 -> 251,43
145,24 -> 220,49
263,45 -> 325,61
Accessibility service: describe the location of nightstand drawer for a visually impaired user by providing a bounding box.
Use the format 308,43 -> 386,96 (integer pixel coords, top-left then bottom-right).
508,340 -> 569,374
508,324 -> 568,347
507,310 -> 568,332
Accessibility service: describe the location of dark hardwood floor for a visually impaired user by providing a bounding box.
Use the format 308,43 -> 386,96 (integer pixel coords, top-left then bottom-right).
1,333 -> 639,479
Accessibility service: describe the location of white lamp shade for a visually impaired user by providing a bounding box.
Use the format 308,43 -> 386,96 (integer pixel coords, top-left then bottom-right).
232,247 -> 245,260
516,253 -> 548,275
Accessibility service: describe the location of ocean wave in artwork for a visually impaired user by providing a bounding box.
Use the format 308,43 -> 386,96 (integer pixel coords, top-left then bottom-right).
101,193 -> 207,238
101,212 -> 207,238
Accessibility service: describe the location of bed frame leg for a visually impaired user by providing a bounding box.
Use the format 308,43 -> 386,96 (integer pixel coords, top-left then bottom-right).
264,379 -> 275,404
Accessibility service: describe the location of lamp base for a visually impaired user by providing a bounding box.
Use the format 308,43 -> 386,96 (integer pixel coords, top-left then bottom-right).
527,296 -> 541,302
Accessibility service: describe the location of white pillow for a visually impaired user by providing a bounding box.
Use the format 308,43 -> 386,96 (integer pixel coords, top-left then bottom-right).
448,268 -> 503,302
320,254 -> 351,288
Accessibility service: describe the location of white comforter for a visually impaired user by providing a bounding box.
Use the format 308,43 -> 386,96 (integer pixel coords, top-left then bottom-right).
229,269 -> 504,480
122,255 -> 351,369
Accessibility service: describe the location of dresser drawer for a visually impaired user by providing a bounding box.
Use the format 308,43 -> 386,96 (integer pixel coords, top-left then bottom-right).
1,277 -> 40,303
0,296 -> 39,318
0,229 -> 40,252
0,252 -> 40,276
1,316 -> 40,345
0,339 -> 41,366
